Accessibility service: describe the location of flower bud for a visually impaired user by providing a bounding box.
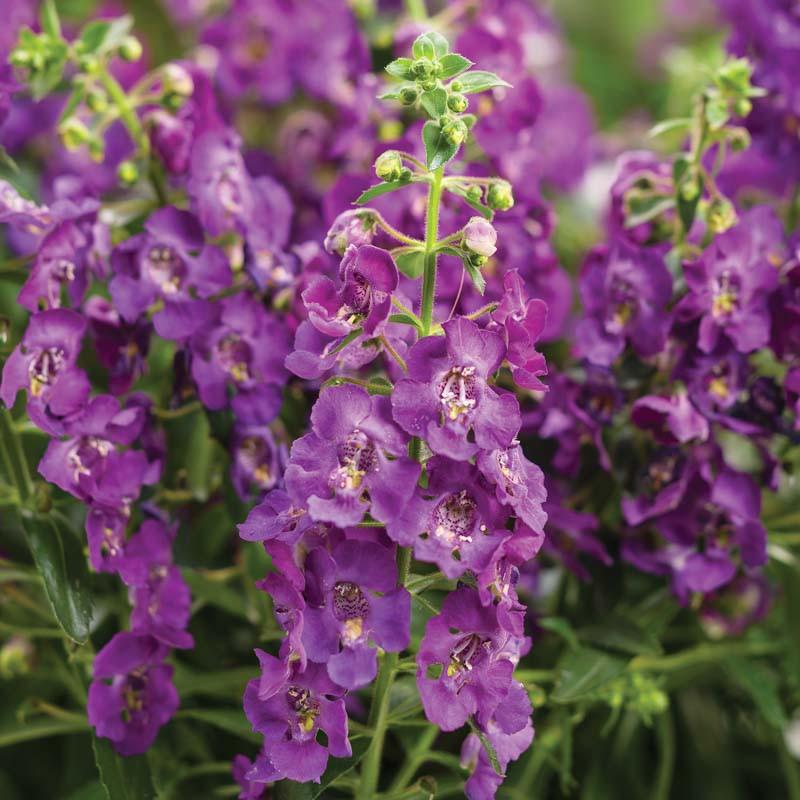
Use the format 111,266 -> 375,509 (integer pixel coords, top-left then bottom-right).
420,77 -> 437,92
88,138 -> 105,163
78,54 -> 100,75
161,63 -> 194,98
462,216 -> 497,258
450,80 -> 463,92
728,127 -> 751,151
119,35 -> 143,63
487,181 -> 514,211
374,150 -> 404,182
465,185 -> 483,203
441,119 -> 467,146
324,209 -> 377,255
447,93 -> 468,113
86,87 -> 108,113
468,253 -> 488,267
707,197 -> 737,234
0,637 -> 34,679
117,160 -> 139,186
412,58 -> 435,80
734,97 -> 752,117
399,86 -> 419,106
679,172 -> 701,202
59,117 -> 91,150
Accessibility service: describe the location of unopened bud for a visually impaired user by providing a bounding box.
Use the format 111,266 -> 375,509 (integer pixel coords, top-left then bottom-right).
462,216 -> 497,258
465,185 -> 483,203
399,86 -> 419,106
0,637 -> 34,679
441,119 -> 467,146
88,138 -> 105,163
374,150 -> 404,182
707,197 -> 737,233
59,117 -> 91,150
487,180 -> 514,211
450,80 -> 463,93
728,127 -> 751,151
447,93 -> 467,113
161,63 -> 194,97
679,173 -> 701,202
78,54 -> 100,75
118,36 -> 143,63
86,87 -> 108,113
117,160 -> 139,185
411,58 -> 435,80
734,97 -> 752,117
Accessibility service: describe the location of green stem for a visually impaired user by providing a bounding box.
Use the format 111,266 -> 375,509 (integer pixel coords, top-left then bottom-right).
359,547 -> 412,799
389,725 -> 438,793
0,407 -> 33,505
97,67 -> 149,158
404,0 -> 427,21
375,214 -> 424,248
652,710 -> 675,800
631,640 -> 781,673
420,167 -> 444,335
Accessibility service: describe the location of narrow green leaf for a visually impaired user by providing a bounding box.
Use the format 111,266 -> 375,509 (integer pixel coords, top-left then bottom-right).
445,185 -> 493,219
40,0 -> 61,38
0,715 -> 86,747
0,145 -> 20,173
439,53 -> 473,79
59,86 -> 87,124
21,513 -> 93,644
412,32 -> 448,60
624,194 -> 676,229
173,663 -> 254,701
648,117 -> 692,138
174,709 -> 260,743
354,180 -> 412,205
467,718 -> 503,776
577,614 -> 663,656
422,120 -> 458,171
79,17 -> 133,55
182,569 -> 248,619
551,647 -> 628,704
92,734 -> 156,800
310,737 -> 371,798
389,313 -> 423,330
276,782 -> 314,800
456,70 -> 512,94
395,250 -> 425,279
385,58 -> 413,80
540,616 -> 580,651
463,259 -> 486,295
420,87 -> 447,118
0,407 -> 33,503
725,657 -> 786,729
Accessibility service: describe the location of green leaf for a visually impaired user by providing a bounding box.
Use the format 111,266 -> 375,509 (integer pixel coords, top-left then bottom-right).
385,58 -> 414,80
174,663 -> 254,701
174,709 -> 260,742
539,616 -> 580,651
0,144 -> 19,173
456,70 -> 512,94
464,259 -> 486,295
648,117 -> 692,138
551,647 -> 628,704
93,734 -> 156,800
395,249 -> 425,279
445,185 -> 493,219
420,87 -> 447,118
28,40 -> 69,100
0,408 -> 33,503
624,193 -> 676,229
412,31 -> 449,60
577,614 -> 663,656
79,16 -> 133,56
182,569 -> 248,619
725,657 -> 786,729
422,120 -> 459,171
275,782 -> 314,800
439,53 -> 473,79
21,513 -> 93,644
59,85 -> 87,124
0,715 -> 87,747
354,180 -> 412,205
310,737 -> 370,798
467,718 -> 502,776
389,313 -> 423,331
40,0 -> 61,38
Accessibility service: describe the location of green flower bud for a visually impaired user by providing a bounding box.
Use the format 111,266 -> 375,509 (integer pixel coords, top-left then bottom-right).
9,48 -> 31,68
118,35 -> 143,63
86,87 -> 108,113
0,637 -> 34,679
487,180 -> 514,211
411,58 -> 435,80
447,93 -> 468,113
734,97 -> 752,117
728,126 -> 751,151
450,80 -> 463,92
679,173 -> 701,202
399,86 -> 419,106
441,119 -> 467,146
78,54 -> 100,75
161,64 -> 194,97
468,253 -> 488,267
420,77 -> 437,92
374,150 -> 404,182
59,117 -> 91,150
88,138 -> 105,163
707,197 -> 737,234
465,185 -> 483,203
399,167 -> 413,182
117,160 -> 139,185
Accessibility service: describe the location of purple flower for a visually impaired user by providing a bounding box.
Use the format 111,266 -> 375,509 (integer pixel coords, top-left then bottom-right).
299,539 -> 410,689
303,244 -> 399,338
117,520 -> 194,650
575,242 -> 672,365
0,180 -> 52,233
324,209 -> 377,256
630,392 -> 710,445
463,217 -> 498,259
489,270 -> 548,390
392,318 -> 520,460
678,206 -> 782,353
109,206 -> 231,340
244,654 -> 351,783
1,309 -> 88,433
231,753 -> 268,800
387,457 -> 508,579
191,293 -> 289,424
231,424 -> 287,501
88,632 -> 178,756
699,574 -> 771,638
284,384 -> 419,527
416,587 -> 522,731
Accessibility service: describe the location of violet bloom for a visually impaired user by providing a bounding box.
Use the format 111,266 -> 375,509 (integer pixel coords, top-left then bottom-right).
392,318 -> 520,461
416,587 -> 521,731
88,632 -> 178,756
303,244 -> 398,338
231,753 -> 268,800
324,209 -> 377,256
622,447 -> 695,527
118,520 -> 194,650
38,394 -> 147,501
1,309 -> 88,432
109,206 -> 231,340
699,574 -> 771,638
461,682 -> 534,800
244,654 -> 350,783
231,424 -> 286,500
463,217 -> 498,259
300,539 -> 410,689
679,206 -> 782,353
284,384 -> 419,527
191,293 -> 289,424
630,391 -> 710,445
0,180 -> 52,233
575,242 -> 672,366
387,457 -> 508,580
488,270 -> 548,391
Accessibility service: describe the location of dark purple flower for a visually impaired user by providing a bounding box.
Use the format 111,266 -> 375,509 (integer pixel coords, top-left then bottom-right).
109,206 -> 231,340
118,520 -> 194,649
324,209 -> 377,256
244,654 -> 351,783
88,632 -> 178,756
231,424 -> 287,501
232,753 -> 268,800
678,206 -> 782,353
416,587 -> 523,731
699,574 -> 771,637
575,242 -> 672,365
1,309 -> 88,432
392,318 -> 519,460
0,179 -> 52,233
299,539 -> 410,689
630,391 -> 710,445
284,384 -> 418,527
191,293 -> 289,424
303,244 -> 399,338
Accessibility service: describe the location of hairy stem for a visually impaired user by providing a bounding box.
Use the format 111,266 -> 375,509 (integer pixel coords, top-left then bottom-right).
420,166 -> 444,335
